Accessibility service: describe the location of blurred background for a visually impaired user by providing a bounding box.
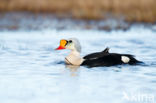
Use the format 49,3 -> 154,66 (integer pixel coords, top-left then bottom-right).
0,0 -> 156,31
0,0 -> 156,22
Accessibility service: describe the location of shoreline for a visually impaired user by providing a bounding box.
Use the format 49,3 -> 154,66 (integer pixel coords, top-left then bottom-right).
0,12 -> 156,31
0,0 -> 156,23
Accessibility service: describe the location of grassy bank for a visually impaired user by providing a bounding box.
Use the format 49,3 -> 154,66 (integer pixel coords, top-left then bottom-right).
0,0 -> 156,23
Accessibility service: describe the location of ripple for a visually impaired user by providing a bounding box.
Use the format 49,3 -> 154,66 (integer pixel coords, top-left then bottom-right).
0,25 -> 156,103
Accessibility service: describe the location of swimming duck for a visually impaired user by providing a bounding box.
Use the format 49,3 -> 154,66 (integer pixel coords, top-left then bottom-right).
55,38 -> 142,67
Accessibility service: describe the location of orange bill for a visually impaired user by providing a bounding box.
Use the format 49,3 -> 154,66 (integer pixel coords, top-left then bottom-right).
55,39 -> 67,50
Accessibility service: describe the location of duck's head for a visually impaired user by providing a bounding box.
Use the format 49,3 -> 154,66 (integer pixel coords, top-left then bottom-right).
55,38 -> 81,52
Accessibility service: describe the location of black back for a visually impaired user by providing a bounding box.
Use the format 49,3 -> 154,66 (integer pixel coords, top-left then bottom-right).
83,47 -> 109,60
82,48 -> 141,67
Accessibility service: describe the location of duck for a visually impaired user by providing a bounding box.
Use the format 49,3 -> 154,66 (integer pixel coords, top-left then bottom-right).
55,38 -> 142,67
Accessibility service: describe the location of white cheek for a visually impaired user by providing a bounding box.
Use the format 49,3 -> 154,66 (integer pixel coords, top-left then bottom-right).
66,43 -> 75,50
121,56 -> 130,63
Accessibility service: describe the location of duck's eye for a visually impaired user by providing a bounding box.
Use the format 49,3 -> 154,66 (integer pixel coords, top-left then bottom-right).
68,40 -> 72,43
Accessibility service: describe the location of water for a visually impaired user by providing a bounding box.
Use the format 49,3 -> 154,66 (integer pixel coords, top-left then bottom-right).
0,14 -> 156,103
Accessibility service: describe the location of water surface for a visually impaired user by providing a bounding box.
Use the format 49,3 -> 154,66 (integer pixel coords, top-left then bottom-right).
0,17 -> 156,103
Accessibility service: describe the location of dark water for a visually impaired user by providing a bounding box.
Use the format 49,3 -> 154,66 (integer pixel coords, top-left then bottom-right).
0,13 -> 156,103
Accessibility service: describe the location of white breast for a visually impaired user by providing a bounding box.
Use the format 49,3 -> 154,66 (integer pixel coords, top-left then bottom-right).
65,56 -> 84,66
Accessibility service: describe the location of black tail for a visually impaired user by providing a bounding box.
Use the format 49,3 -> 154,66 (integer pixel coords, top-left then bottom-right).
124,54 -> 143,65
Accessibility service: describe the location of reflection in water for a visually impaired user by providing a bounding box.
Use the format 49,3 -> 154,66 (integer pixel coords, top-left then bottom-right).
65,65 -> 80,76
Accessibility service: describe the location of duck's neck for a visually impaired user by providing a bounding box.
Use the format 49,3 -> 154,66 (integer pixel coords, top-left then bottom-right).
70,50 -> 80,57
65,50 -> 84,66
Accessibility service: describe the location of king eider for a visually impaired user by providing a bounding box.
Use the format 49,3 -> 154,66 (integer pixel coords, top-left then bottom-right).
55,38 -> 142,67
